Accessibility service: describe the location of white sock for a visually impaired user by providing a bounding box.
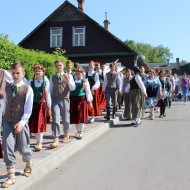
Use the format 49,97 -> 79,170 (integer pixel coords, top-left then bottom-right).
35,133 -> 43,143
78,123 -> 84,132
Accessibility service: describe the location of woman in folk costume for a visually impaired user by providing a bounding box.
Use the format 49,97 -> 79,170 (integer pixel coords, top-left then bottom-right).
86,61 -> 101,123
70,67 -> 93,139
125,66 -> 147,126
28,65 -> 51,151
122,69 -> 132,120
95,62 -> 106,111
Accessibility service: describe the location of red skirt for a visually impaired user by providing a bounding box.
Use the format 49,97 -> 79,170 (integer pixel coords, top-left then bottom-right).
29,102 -> 48,133
98,83 -> 106,110
70,96 -> 89,124
88,89 -> 102,116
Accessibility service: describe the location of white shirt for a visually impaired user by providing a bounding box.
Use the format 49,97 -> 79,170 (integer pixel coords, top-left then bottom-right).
102,72 -> 123,93
50,72 -> 76,94
86,71 -> 100,91
4,70 -> 13,83
74,78 -> 93,102
28,76 -> 51,109
3,80 -> 34,127
125,74 -> 146,94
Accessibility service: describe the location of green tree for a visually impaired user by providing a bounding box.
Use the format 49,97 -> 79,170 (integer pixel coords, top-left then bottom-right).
124,40 -> 173,63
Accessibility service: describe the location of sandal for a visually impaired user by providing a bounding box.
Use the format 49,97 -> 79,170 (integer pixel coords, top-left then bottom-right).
76,132 -> 83,140
34,143 -> 42,151
23,162 -> 32,177
2,178 -> 16,188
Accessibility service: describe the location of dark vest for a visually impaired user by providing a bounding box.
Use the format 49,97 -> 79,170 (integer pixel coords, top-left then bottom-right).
86,72 -> 95,89
106,72 -> 118,89
51,74 -> 70,99
31,79 -> 45,102
3,83 -> 29,125
130,75 -> 140,90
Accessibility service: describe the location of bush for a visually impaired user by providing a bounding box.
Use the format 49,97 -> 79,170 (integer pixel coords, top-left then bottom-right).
0,34 -> 68,79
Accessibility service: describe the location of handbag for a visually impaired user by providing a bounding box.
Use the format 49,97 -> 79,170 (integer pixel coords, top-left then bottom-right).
159,81 -> 168,100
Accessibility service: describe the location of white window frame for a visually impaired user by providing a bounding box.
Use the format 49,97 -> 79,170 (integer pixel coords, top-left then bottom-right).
72,26 -> 86,47
50,27 -> 63,48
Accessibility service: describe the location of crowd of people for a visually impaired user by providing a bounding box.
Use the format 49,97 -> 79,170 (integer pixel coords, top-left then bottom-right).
0,60 -> 189,188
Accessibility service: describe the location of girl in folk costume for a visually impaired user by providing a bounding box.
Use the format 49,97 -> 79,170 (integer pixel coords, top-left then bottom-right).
66,60 -> 75,77
70,67 -> 93,139
95,62 -> 106,110
28,65 -> 51,151
86,61 -> 101,123
122,69 -> 132,120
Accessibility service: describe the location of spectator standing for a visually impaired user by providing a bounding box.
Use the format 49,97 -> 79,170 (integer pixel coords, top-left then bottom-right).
180,73 -> 190,105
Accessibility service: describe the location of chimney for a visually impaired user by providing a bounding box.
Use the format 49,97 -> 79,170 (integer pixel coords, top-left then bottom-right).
176,58 -> 180,69
77,0 -> 84,12
103,12 -> 110,30
167,58 -> 170,66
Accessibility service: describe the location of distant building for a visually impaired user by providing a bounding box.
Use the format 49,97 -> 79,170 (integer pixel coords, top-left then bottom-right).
19,0 -> 147,69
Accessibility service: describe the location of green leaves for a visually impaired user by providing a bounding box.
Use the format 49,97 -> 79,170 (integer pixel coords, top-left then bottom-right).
124,39 -> 173,63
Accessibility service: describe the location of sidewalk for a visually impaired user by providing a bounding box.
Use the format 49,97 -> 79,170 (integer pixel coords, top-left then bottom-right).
0,111 -> 122,190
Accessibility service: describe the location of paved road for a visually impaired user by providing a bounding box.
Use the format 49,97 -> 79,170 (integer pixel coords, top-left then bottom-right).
29,101 -> 190,190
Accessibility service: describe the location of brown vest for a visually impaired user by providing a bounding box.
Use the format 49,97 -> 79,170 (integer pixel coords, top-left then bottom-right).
0,69 -> 5,99
3,83 -> 29,125
51,74 -> 70,99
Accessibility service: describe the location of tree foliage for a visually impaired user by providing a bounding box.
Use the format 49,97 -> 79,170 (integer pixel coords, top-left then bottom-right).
0,34 -> 68,79
124,40 -> 173,63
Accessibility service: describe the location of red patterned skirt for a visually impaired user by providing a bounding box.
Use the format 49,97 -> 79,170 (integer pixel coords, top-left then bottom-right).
29,102 -> 47,133
98,83 -> 106,110
88,89 -> 102,116
70,96 -> 89,124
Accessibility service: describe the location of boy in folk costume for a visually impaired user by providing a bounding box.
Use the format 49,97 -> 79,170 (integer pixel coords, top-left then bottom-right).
86,61 -> 101,123
50,60 -> 76,148
28,65 -> 51,151
95,62 -> 106,111
125,66 -> 147,126
2,62 -> 33,188
102,63 -> 122,120
0,69 -> 13,158
70,67 -> 93,139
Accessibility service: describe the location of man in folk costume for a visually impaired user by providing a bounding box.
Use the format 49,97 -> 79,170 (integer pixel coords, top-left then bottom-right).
0,69 -> 13,159
125,66 -> 147,126
95,62 -> 106,111
28,65 -> 51,151
2,62 -> 33,188
86,61 -> 101,123
70,67 -> 93,139
102,63 -> 122,120
66,60 -> 75,77
50,60 -> 76,148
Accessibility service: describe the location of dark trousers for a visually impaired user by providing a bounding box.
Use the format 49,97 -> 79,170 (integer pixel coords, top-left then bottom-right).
160,98 -> 167,115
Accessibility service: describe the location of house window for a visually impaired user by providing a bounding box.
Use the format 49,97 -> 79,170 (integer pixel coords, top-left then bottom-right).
50,27 -> 62,48
72,26 -> 85,47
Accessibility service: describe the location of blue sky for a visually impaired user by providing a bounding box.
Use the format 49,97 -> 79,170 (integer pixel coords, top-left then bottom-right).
0,0 -> 189,63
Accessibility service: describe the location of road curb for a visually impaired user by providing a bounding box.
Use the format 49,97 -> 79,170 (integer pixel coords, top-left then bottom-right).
7,115 -> 121,190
